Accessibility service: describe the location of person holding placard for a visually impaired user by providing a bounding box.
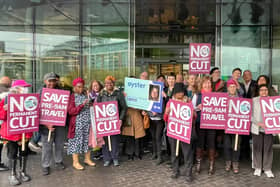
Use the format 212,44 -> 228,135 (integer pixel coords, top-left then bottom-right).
147,75 -> 166,165
0,80 -> 32,185
39,72 -> 66,176
68,78 -> 95,170
224,79 -> 242,174
164,83 -> 195,182
97,76 -> 127,167
88,80 -> 104,159
251,84 -> 274,178
194,76 -> 216,175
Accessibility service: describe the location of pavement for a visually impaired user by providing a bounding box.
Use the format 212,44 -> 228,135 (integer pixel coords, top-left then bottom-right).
0,146 -> 279,187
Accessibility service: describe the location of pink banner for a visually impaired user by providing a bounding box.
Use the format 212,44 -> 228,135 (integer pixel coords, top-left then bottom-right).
40,88 -> 70,126
260,96 -> 280,134
200,92 -> 228,129
92,101 -> 120,137
189,43 -> 211,74
7,94 -> 40,135
166,100 -> 193,144
225,97 -> 252,135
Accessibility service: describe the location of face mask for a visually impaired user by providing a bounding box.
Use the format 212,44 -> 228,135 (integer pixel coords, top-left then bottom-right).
17,87 -> 29,94
23,87 -> 29,94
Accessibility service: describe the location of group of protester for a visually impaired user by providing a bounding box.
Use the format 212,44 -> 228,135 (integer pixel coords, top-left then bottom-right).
0,67 -> 278,185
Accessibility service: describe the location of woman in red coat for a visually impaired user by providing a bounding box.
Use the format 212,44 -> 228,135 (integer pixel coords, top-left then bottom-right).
0,80 -> 33,186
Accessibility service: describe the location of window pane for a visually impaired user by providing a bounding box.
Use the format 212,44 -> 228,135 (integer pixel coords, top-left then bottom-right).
35,1 -> 79,25
0,26 -> 33,84
222,1 -> 270,26
83,26 -> 129,87
221,26 -> 270,80
272,26 -> 280,91
35,26 -> 80,91
83,0 -> 130,26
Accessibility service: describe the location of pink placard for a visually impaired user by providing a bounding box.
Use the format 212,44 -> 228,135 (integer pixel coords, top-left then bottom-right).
225,97 -> 252,135
7,94 -> 40,135
93,101 -> 120,137
40,88 -> 70,126
260,96 -> 280,134
166,100 -> 193,144
189,43 -> 211,74
200,92 -> 228,130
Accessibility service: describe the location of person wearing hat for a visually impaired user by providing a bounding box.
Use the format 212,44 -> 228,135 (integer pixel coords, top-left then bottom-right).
164,82 -> 195,182
39,72 -> 66,175
97,76 -> 127,167
194,76 -> 216,176
0,80 -> 32,185
224,79 -> 242,174
67,77 -> 95,170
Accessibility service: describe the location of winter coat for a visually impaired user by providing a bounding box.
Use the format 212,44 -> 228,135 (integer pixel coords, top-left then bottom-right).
0,99 -> 32,141
96,87 -> 127,121
67,93 -> 87,139
122,108 -> 145,139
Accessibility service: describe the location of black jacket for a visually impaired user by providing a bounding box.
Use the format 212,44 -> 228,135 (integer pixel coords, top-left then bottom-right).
97,87 -> 127,121
243,80 -> 257,98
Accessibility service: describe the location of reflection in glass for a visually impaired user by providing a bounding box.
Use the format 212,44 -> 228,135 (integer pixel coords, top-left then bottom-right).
0,26 -> 32,83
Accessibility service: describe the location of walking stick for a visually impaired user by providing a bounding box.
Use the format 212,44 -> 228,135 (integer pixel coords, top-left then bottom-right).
108,136 -> 112,152
176,139 -> 180,157
48,130 -> 52,142
234,134 -> 239,151
22,133 -> 25,151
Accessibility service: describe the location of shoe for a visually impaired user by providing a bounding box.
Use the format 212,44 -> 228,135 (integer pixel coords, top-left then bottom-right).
113,160 -> 120,167
264,170 -> 274,178
208,149 -> 215,175
195,148 -> 203,174
253,169 -> 261,177
9,159 -> 21,185
171,172 -> 179,179
128,155 -> 134,161
55,162 -> 65,170
18,156 -> 31,182
185,175 -> 193,183
84,152 -> 96,167
232,162 -> 239,174
72,154 -> 84,170
151,154 -> 157,160
0,163 -> 9,171
104,161 -> 110,167
156,158 -> 163,165
225,161 -> 231,172
38,141 -> 43,147
42,167 -> 50,176
28,142 -> 41,153
136,155 -> 142,160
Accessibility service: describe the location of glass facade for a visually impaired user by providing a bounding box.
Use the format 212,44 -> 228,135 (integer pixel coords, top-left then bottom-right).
0,0 -> 279,90
0,0 -> 132,90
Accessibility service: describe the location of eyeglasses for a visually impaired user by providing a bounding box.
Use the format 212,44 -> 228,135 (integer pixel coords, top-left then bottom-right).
259,89 -> 268,91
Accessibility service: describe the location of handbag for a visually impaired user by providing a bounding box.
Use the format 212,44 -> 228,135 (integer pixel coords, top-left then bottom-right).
143,115 -> 150,129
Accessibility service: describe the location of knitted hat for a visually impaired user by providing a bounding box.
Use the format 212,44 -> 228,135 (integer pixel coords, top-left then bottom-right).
173,83 -> 185,94
227,79 -> 237,87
